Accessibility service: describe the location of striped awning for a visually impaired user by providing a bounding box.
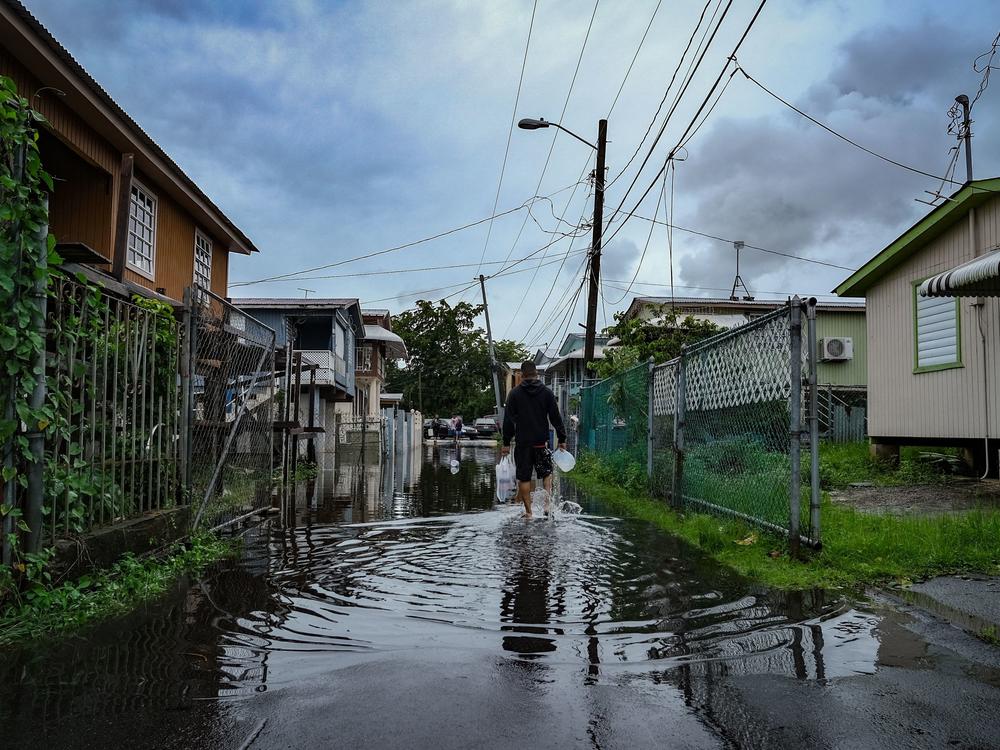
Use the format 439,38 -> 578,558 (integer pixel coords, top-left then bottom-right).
919,249 -> 1000,297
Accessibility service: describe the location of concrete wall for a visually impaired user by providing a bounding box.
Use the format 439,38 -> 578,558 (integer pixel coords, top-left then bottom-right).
866,197 -> 1000,441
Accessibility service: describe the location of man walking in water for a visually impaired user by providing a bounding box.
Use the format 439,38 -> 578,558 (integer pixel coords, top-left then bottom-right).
501,360 -> 567,518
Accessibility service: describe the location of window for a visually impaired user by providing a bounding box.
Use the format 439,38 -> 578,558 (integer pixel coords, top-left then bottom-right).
913,282 -> 961,372
194,229 -> 212,289
127,181 -> 157,277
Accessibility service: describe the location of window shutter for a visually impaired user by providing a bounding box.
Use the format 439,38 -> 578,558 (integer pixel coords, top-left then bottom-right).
915,292 -> 958,368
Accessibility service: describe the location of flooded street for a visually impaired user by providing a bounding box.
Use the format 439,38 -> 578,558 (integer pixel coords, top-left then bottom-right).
3,446 -> 1000,749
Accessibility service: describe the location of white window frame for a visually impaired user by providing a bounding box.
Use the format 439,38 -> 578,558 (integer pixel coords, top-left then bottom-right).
912,279 -> 962,373
193,228 -> 213,291
127,179 -> 157,280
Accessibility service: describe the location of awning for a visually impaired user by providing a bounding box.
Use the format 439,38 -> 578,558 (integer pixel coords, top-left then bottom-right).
362,324 -> 408,359
920,249 -> 1000,297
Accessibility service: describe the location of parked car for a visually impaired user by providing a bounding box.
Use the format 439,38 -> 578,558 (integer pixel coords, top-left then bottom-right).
474,417 -> 498,437
462,424 -> 479,439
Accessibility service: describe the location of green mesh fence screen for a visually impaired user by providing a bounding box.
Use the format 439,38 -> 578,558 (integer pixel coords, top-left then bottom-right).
580,303 -> 818,543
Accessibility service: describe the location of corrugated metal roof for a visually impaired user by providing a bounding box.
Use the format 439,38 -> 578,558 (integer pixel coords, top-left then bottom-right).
919,248 -> 1000,297
232,298 -> 359,309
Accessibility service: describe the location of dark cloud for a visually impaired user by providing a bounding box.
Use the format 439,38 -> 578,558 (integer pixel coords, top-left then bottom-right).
674,13 -> 1000,297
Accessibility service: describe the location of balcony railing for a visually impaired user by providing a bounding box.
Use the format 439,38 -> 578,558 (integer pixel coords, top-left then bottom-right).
297,349 -> 349,387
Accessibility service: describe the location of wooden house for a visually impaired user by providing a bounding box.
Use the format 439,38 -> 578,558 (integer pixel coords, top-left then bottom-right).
835,178 -> 1000,470
0,0 -> 258,305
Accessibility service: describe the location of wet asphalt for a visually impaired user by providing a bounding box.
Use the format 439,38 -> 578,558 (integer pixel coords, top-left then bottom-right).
2,445 -> 1000,750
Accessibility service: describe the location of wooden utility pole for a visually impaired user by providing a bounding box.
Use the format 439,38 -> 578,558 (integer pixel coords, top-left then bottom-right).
583,119 -> 608,369
480,274 -> 504,421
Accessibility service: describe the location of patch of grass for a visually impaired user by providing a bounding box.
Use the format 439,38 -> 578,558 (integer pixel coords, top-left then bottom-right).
819,442 -> 962,488
573,453 -> 1000,590
0,533 -> 238,647
978,625 -> 1000,646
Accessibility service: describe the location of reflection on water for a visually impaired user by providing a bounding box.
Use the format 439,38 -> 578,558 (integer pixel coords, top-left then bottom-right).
0,445 -> 943,747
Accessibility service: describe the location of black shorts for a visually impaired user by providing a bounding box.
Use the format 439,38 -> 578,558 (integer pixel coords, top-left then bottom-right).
513,443 -> 553,482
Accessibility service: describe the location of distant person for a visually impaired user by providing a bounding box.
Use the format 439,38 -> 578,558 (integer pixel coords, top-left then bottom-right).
501,360 -> 566,518
452,414 -> 463,446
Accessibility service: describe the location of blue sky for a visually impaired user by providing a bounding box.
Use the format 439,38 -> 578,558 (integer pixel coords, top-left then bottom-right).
26,0 -> 1000,350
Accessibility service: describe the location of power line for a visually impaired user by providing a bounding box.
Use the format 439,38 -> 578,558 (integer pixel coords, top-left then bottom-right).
735,63 -> 970,187
601,0 -> 770,250
605,0 -> 734,216
628,211 -> 857,271
520,254 -> 590,347
474,0 -> 539,277
228,181 -> 583,288
496,0 -> 601,272
607,0 -> 665,117
608,0 -> 721,189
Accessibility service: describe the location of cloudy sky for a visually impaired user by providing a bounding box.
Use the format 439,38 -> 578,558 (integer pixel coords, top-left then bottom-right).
27,0 -> 1000,350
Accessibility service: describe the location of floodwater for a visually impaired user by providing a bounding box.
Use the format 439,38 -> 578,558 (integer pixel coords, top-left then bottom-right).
3,445 -> 1000,749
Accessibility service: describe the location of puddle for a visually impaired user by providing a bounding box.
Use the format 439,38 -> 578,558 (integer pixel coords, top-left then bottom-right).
2,445 -> 998,749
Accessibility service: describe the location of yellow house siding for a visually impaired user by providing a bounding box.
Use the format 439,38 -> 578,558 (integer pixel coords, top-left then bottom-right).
866,195 -> 1000,441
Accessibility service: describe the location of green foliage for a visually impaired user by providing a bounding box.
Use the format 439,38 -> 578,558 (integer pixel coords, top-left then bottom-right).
386,298 -> 528,418
0,533 -> 237,646
819,442 -> 961,488
573,453 -> 1000,589
595,307 -> 721,378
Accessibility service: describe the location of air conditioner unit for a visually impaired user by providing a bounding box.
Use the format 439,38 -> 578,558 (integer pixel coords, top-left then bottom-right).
819,336 -> 853,362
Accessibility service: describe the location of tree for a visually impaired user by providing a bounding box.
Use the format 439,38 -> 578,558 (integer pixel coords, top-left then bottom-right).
386,299 -> 528,418
594,308 -> 721,378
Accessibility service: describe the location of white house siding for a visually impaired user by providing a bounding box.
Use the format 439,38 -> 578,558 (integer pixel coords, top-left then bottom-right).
866,197 -> 1000,441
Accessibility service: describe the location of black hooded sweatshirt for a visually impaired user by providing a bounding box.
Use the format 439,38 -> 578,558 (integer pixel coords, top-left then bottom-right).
502,378 -> 567,447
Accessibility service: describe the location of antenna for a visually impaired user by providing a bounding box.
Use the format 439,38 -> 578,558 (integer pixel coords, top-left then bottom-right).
729,241 -> 754,301
297,288 -> 316,298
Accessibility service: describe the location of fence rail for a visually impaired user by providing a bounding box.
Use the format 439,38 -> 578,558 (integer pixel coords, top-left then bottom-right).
581,298 -> 821,548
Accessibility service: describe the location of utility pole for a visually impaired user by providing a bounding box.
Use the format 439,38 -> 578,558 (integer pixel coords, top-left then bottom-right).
956,94 -> 973,182
583,119 -> 608,369
479,274 -> 504,420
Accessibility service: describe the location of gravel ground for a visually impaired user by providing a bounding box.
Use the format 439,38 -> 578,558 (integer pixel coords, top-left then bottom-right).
829,478 -> 1000,515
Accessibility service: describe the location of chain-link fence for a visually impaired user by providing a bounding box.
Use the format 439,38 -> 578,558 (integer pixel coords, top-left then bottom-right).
581,299 -> 820,547
185,286 -> 276,531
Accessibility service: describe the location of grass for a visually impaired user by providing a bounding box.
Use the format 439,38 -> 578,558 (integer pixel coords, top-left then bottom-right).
573,452 -> 1000,590
978,625 -> 1000,647
819,442 -> 964,488
0,533 -> 238,647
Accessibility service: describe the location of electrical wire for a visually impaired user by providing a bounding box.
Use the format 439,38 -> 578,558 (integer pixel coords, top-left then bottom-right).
608,0 -> 721,189
607,0 -> 665,117
474,0 -> 539,277
601,0 -> 770,251
602,160 -> 670,305
228,180 -> 584,288
627,211 -> 857,271
735,63 -> 974,188
496,0 -> 601,272
605,0 -> 734,217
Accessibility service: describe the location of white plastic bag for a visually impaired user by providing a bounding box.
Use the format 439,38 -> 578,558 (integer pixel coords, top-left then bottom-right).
495,455 -> 516,502
552,448 -> 576,473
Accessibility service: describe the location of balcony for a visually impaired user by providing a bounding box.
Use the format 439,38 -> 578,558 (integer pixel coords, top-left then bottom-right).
296,349 -> 353,393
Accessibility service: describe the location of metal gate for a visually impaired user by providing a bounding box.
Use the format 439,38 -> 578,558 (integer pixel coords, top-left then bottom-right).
183,286 -> 277,530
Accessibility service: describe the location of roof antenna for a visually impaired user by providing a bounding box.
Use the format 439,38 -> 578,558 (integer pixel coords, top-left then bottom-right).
729,241 -> 754,301
297,288 -> 315,298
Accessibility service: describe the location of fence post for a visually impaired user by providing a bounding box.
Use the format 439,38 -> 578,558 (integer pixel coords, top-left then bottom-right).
806,297 -> 821,544
672,347 -> 686,509
25,196 -> 49,554
788,297 -> 803,557
647,356 -> 654,483
179,288 -> 194,501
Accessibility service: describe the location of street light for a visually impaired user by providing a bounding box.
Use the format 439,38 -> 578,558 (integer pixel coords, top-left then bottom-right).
518,116 -> 607,368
